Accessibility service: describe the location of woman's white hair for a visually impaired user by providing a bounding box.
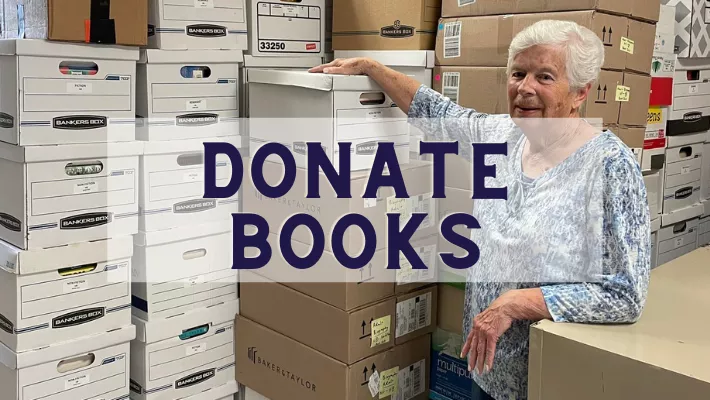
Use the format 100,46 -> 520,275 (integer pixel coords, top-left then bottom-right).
507,20 -> 605,90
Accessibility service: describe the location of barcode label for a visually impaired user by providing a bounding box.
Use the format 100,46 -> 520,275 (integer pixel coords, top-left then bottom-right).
395,292 -> 432,338
395,359 -> 426,400
442,72 -> 461,104
444,22 -> 462,58
412,193 -> 435,230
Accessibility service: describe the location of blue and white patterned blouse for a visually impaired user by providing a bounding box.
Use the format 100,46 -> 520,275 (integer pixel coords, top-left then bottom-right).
407,85 -> 651,400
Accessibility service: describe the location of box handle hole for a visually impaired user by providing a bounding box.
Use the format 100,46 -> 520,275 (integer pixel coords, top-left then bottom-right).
687,70 -> 700,81
57,353 -> 95,373
177,153 -> 204,166
183,249 -> 207,260
679,146 -> 693,158
59,61 -> 99,76
673,222 -> 687,234
359,92 -> 386,105
180,324 -> 210,340
65,161 -> 103,176
181,66 -> 211,79
58,263 -> 97,277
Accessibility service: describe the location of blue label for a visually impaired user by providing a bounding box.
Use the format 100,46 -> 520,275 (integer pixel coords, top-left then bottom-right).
438,23 -> 444,30
429,349 -> 475,400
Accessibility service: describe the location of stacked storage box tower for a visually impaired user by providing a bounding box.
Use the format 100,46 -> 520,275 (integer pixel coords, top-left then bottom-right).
131,1 -> 248,400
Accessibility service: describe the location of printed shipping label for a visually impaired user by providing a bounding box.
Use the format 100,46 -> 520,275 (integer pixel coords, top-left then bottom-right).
394,360 -> 426,400
369,371 -> 381,397
74,181 -> 98,194
616,85 -> 631,102
442,72 -> 461,104
67,82 -> 93,94
195,0 -> 214,7
443,22 -> 462,59
620,37 -> 635,54
186,343 -> 207,356
379,367 -> 399,399
396,244 -> 437,285
371,315 -> 392,348
64,279 -> 89,293
395,292 -> 432,338
187,99 -> 207,111
66,374 -> 90,390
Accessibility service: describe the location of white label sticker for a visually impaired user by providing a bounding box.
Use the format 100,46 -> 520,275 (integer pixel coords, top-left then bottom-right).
364,198 -> 378,208
442,72 -> 461,104
443,22 -> 462,58
458,0 -> 477,5
195,0 -> 214,7
690,85 -> 699,94
388,193 -> 435,231
184,275 -> 205,288
65,374 -> 90,390
366,111 -> 383,120
368,370 -> 380,397
394,360 -> 426,400
675,237 -> 684,248
64,279 -> 89,293
395,292 -> 432,338
186,99 -> 207,111
397,244 -> 437,285
74,181 -> 98,194
184,171 -> 201,183
681,166 -> 691,175
67,82 -> 93,94
186,342 -> 207,356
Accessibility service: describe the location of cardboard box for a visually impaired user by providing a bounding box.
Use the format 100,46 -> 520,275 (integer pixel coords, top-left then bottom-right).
241,273 -> 437,364
441,0 -> 632,19
650,217 -> 661,269
658,203 -> 703,265
0,141 -> 141,251
130,302 -> 237,400
663,142 -> 703,214
436,12 -> 627,70
610,125 -> 644,162
631,0 -> 661,23
136,50 -> 242,141
661,0 -> 710,58
183,380 -> 238,400
436,283 -> 465,335
235,315 -> 431,400
139,136 -> 241,232
335,50 -> 435,87
643,106 -> 668,171
243,159 -> 436,253
1,0 -> 147,46
332,0 -> 440,50
626,19 -> 656,74
0,236 -> 132,353
618,72 -> 652,127
644,171 -> 662,220
247,69 -> 410,171
148,0 -> 248,50
429,327 -> 474,400
247,0 -> 326,57
431,66 -> 508,113
0,324 -> 135,400
582,70 -> 623,125
132,221 -> 238,321
654,5 -> 675,55
650,77 -> 673,106
0,39 -> 138,146
325,0 -> 333,53
528,247 -> 710,400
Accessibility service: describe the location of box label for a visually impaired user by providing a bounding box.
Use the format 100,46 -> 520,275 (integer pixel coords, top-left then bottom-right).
186,24 -> 227,37
444,22 -> 462,58
442,72 -> 461,104
369,370 -> 381,397
52,307 -> 105,328
186,342 -> 207,356
0,112 -> 14,128
395,359 -> 426,400
65,374 -> 90,390
175,369 -> 215,389
648,107 -> 662,124
184,275 -> 205,288
690,84 -> 699,94
380,20 -> 415,38
184,172 -> 200,183
186,99 -> 207,111
195,0 -> 214,7
64,279 -> 89,293
74,181 -> 98,194
620,37 -> 635,54
675,237 -> 684,248
616,85 -> 630,102
366,110 -> 383,120
53,115 -> 107,130
396,292 -> 432,338
458,0 -> 476,5
60,212 -> 112,230
67,82 -> 93,94
0,212 -> 22,232
397,244 -> 437,285
173,199 -> 217,214
388,193 -> 435,230
371,315 -> 392,347
682,166 -> 691,174
379,367 -> 399,399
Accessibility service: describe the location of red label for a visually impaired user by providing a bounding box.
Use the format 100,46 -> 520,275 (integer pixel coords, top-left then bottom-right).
644,138 -> 667,150
306,43 -> 316,50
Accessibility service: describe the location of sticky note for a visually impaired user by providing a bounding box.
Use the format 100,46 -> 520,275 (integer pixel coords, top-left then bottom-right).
620,37 -> 635,54
379,367 -> 399,399
387,197 -> 408,214
615,85 -> 630,102
371,316 -> 391,348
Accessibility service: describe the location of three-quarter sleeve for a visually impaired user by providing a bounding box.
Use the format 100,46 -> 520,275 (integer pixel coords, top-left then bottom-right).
540,152 -> 651,324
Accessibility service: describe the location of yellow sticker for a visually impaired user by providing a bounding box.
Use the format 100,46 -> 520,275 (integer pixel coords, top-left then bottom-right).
648,107 -> 662,124
620,37 -> 635,54
371,315 -> 391,348
387,197 -> 408,214
379,367 -> 399,399
615,85 -> 631,102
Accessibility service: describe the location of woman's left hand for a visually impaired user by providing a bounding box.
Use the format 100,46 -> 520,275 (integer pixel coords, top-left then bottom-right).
461,291 -> 516,374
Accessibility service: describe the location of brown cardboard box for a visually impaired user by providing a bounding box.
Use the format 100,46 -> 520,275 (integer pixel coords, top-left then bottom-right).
625,19 -> 656,74
436,12 -> 627,71
528,248 -> 710,400
631,0 -> 661,23
608,125 -> 645,149
436,283 -> 465,334
243,159 -> 436,254
581,70 -> 623,125
332,0 -> 441,50
619,72 -> 652,126
48,0 -> 148,46
432,66 -> 509,114
445,156 -> 474,192
442,0 -> 632,19
235,315 -> 432,400
241,273 -> 437,364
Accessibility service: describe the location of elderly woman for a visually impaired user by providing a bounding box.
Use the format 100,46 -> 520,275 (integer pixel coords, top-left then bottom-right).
310,20 -> 650,400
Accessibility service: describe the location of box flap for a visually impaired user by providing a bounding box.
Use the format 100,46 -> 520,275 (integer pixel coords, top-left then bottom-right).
247,69 -> 383,92
142,135 -> 243,155
0,236 -> 133,276
0,39 -> 139,60
135,220 -> 233,246
651,217 -> 661,233
333,50 -> 435,68
132,300 -> 238,343
0,324 -> 135,370
244,55 -> 323,68
0,141 -> 144,163
140,49 -> 244,64
661,203 -> 704,227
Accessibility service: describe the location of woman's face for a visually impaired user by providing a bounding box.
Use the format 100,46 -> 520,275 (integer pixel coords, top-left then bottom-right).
507,44 -> 590,119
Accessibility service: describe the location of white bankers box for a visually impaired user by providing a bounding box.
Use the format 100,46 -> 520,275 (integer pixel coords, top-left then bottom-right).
0,324 -> 135,400
658,204 -> 703,265
703,134 -> 710,200
698,200 -> 710,247
139,136 -> 241,232
182,380 -> 238,400
0,39 -> 138,146
132,220 -> 237,321
248,70 -> 410,171
333,50 -> 435,87
0,141 -> 142,250
137,50 -> 243,141
0,237 -> 132,353
148,0 -> 248,50
247,0 -> 325,57
663,142 -> 703,214
130,300 -> 238,400
651,218 -> 661,269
